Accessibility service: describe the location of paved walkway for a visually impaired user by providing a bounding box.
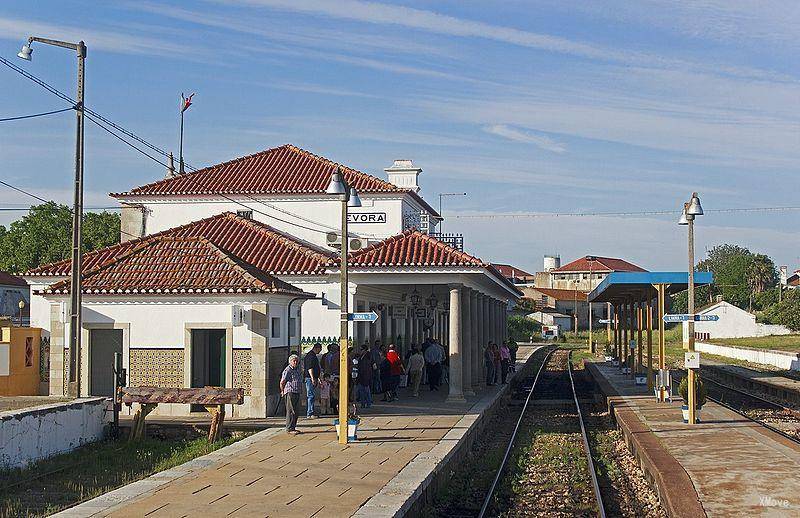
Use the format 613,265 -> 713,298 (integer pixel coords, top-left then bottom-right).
591,362 -> 800,517
60,346 -> 540,517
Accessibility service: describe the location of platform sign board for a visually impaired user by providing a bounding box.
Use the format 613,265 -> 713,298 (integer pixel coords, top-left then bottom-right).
348,311 -> 379,322
391,305 -> 407,319
598,319 -> 611,324
684,351 -> 700,369
663,314 -> 719,323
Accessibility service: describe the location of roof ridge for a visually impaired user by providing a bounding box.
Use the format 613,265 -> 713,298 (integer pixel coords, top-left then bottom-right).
230,213 -> 336,261
285,144 -> 401,192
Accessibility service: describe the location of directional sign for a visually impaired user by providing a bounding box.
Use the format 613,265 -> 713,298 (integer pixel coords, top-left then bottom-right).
348,311 -> 379,322
663,314 -> 719,323
598,319 -> 611,324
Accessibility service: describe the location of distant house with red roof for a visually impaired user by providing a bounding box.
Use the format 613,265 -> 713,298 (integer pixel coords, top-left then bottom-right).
492,263 -> 536,285
539,255 -> 647,291
0,271 -> 28,319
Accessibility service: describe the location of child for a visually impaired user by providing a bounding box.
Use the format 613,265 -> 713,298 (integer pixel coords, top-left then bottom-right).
319,374 -> 332,415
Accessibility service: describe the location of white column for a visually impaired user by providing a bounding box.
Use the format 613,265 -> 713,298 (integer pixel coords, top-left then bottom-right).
488,298 -> 496,344
470,291 -> 480,390
447,284 -> 465,402
461,288 -> 474,396
478,294 -> 487,385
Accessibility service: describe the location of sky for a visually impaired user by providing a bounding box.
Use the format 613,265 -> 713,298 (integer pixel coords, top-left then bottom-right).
1,0 -> 799,275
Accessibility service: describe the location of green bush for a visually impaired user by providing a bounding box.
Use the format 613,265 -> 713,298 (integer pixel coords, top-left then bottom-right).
507,315 -> 540,341
678,375 -> 707,409
762,290 -> 800,331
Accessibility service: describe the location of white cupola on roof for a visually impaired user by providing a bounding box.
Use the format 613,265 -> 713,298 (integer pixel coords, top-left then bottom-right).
385,159 -> 422,193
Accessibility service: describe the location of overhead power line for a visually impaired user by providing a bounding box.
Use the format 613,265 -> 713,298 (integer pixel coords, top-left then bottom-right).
451,206 -> 800,219
0,105 -> 75,122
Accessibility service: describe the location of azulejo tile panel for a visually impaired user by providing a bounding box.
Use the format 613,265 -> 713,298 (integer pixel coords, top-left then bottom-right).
233,348 -> 252,395
129,348 -> 184,388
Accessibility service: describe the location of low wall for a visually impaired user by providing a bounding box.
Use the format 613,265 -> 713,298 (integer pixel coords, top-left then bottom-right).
0,397 -> 109,469
695,342 -> 800,371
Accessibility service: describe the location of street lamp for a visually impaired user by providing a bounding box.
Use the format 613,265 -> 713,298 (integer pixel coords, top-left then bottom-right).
678,192 -> 703,424
586,255 -> 596,354
20,36 -> 87,398
327,167 -> 361,444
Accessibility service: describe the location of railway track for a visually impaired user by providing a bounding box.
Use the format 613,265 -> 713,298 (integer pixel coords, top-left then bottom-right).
675,369 -> 800,443
479,348 -> 606,517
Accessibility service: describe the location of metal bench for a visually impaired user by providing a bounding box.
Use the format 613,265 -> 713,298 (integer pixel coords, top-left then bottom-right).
119,386 -> 244,442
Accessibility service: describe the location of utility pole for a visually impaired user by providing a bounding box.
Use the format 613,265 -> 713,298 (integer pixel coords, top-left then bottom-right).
679,193 -> 703,424
19,36 -> 86,398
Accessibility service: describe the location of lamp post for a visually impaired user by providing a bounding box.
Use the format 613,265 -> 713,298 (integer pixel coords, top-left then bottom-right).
586,256 -> 596,354
678,192 -> 703,424
573,279 -> 579,336
327,167 -> 361,444
19,36 -> 86,398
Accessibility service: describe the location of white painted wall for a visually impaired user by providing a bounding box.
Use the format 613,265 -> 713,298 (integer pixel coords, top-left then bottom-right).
695,342 -> 800,371
682,301 -> 792,340
122,194 -> 437,248
0,398 -> 108,469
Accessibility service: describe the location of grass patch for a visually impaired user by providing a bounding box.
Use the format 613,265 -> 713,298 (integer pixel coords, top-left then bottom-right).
0,433 -> 248,517
708,334 -> 800,352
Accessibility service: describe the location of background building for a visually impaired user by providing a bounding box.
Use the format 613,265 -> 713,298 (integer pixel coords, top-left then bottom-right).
534,255 -> 647,291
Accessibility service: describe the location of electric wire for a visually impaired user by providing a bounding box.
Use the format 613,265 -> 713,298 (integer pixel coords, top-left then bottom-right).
0,105 -> 75,122
451,206 -> 800,219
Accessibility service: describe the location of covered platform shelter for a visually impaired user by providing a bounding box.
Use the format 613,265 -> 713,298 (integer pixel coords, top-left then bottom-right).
588,271 -> 713,392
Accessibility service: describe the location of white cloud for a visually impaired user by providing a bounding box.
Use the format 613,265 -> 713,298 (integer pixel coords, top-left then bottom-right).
483,124 -> 566,153
0,16 -> 195,57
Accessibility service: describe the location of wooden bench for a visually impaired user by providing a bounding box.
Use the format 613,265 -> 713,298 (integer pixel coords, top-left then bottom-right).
119,386 -> 244,442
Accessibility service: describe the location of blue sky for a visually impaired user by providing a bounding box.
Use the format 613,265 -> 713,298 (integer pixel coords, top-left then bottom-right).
1,1 -> 798,274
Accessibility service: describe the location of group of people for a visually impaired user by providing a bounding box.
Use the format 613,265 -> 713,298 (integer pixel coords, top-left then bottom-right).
484,341 -> 515,386
280,337 -> 517,433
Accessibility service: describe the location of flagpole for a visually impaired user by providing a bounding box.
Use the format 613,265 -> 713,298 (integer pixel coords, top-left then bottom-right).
179,98 -> 185,174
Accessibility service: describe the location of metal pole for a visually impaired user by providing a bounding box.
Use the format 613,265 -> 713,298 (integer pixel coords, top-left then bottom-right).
588,261 -> 593,353
606,302 -> 612,348
179,109 -> 185,174
68,41 -> 86,398
647,297 -> 653,391
658,284 -> 666,401
687,210 -> 697,424
338,198 -> 350,444
637,299 -> 643,375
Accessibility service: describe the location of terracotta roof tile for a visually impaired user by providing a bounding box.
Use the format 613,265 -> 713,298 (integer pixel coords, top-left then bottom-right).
26,212 -> 335,278
39,236 -> 306,295
552,256 -> 647,273
113,144 -> 404,196
492,263 -> 535,279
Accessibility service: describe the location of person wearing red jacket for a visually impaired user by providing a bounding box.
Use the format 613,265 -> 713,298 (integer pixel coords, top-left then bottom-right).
385,344 -> 405,402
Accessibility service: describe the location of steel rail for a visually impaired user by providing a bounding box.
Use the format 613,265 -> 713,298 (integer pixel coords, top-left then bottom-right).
477,346 -> 556,518
568,350 -> 607,518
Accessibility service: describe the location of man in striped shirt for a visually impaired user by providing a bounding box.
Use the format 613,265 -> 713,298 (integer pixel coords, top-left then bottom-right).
280,354 -> 303,434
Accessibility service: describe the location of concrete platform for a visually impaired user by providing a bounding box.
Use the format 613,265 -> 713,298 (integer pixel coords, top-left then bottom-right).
587,362 -> 800,518
55,346 -> 544,518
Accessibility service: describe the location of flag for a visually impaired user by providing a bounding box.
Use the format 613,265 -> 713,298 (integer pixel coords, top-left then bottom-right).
181,93 -> 195,113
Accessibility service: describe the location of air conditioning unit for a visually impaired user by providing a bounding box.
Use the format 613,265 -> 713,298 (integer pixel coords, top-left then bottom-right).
327,232 -> 341,249
350,237 -> 368,251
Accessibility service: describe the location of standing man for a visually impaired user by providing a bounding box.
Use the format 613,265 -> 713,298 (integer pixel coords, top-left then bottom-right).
406,346 -> 425,397
424,338 -> 444,391
280,354 -> 303,435
304,343 -> 322,419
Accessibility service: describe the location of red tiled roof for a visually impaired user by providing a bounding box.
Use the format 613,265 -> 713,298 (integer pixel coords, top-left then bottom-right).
492,263 -> 535,279
338,229 -> 522,295
113,144 -> 400,196
0,271 -> 27,286
552,255 -> 646,273
530,287 -> 588,301
26,213 -> 335,277
39,236 -> 305,295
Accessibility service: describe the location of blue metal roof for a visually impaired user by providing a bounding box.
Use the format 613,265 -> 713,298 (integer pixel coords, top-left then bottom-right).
588,271 -> 714,302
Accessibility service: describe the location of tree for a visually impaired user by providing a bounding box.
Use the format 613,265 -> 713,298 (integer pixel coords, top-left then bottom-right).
0,202 -> 120,273
747,254 -> 778,295
763,290 -> 800,331
508,315 -> 541,341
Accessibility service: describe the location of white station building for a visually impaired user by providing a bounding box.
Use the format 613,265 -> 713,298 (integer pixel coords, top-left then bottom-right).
24,144 -> 520,417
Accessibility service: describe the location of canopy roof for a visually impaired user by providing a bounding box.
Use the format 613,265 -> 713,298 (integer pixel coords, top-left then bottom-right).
588,271 -> 714,303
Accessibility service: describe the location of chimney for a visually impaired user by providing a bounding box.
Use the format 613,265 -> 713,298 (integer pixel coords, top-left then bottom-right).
165,153 -> 177,179
385,159 -> 422,193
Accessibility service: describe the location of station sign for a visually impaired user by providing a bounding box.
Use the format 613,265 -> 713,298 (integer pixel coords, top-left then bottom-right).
663,314 -> 719,323
348,212 -> 387,224
349,311 -> 379,322
685,351 -> 700,369
391,305 -> 407,319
